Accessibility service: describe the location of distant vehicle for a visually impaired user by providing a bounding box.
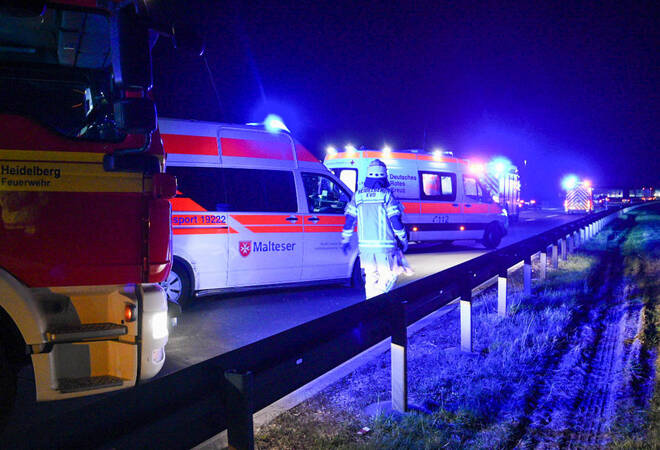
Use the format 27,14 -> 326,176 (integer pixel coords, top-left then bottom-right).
565,182 -> 594,213
477,163 -> 521,222
159,118 -> 360,306
324,148 -> 508,249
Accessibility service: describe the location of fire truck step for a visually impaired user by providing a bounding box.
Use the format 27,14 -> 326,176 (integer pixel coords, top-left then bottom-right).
57,375 -> 124,393
46,323 -> 127,343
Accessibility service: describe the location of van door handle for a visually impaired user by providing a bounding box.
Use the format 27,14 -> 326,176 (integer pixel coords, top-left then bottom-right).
307,216 -> 320,223
285,216 -> 299,223
452,203 -> 459,207
465,204 -> 472,208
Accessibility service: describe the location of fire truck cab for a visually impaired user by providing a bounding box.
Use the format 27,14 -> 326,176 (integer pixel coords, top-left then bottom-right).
324,148 -> 508,248
159,118 -> 360,306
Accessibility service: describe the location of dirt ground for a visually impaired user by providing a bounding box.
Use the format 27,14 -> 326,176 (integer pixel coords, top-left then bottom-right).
254,204 -> 660,449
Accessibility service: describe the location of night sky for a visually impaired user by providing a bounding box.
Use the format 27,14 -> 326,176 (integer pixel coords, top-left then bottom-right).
152,1 -> 658,201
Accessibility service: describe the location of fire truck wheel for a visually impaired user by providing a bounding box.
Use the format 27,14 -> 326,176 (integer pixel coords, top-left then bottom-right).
350,258 -> 365,288
0,341 -> 16,431
482,223 -> 503,249
163,262 -> 192,308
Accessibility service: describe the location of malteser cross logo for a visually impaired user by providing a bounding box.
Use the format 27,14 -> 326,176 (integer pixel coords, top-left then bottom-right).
239,241 -> 252,257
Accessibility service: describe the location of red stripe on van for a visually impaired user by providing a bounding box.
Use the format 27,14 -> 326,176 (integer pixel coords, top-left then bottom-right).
401,202 -> 420,214
169,197 -> 207,212
173,228 -> 227,235
221,137 -> 294,160
162,134 -> 218,156
295,141 -> 319,162
464,204 -> 490,213
421,203 -> 460,214
232,214 -> 302,225
304,215 -> 346,225
246,225 -> 303,233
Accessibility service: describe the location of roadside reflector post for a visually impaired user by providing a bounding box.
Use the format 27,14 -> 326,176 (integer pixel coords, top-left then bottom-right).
561,236 -> 567,261
539,248 -> 547,280
390,300 -> 408,413
460,276 -> 473,353
224,370 -> 255,450
523,256 -> 532,296
497,267 -> 508,316
552,242 -> 559,269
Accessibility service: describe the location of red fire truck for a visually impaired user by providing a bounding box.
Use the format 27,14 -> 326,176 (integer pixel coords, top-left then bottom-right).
0,1 -> 180,422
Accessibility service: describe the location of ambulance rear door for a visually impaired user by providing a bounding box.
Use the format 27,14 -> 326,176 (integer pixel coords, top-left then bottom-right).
299,170 -> 356,280
416,168 -> 463,240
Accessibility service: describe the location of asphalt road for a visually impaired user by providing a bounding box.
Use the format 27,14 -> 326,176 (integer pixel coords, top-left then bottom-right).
162,208 -> 578,375
3,208 -> 579,442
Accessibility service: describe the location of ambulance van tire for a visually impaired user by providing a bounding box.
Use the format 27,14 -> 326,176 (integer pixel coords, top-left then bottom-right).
165,260 -> 193,309
482,223 -> 503,249
350,258 -> 365,288
0,340 -> 16,431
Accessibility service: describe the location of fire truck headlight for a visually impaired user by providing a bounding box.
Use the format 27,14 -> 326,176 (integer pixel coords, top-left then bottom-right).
151,311 -> 169,340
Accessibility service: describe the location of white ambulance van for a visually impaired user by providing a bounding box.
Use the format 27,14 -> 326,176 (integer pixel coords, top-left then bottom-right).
324,148 -> 508,248
158,118 -> 360,305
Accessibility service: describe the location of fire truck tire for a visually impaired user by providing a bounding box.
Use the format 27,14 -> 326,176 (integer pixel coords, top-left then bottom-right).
350,258 -> 365,288
164,261 -> 193,309
0,341 -> 16,431
482,223 -> 503,249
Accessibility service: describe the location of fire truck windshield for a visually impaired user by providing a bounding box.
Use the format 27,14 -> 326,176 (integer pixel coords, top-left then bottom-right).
0,7 -> 126,142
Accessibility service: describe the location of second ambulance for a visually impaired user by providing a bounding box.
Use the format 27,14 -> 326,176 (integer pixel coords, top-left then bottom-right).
159,118 -> 360,305
325,148 -> 508,248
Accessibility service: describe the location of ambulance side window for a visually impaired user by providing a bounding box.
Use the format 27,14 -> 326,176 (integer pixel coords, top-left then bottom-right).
419,171 -> 456,202
166,166 -> 225,211
301,173 -> 350,214
222,168 -> 297,213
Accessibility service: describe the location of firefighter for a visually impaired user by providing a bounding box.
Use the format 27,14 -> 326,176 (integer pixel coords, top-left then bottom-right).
341,159 -> 408,299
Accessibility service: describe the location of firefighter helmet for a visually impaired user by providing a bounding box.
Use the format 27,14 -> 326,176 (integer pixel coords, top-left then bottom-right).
367,159 -> 388,179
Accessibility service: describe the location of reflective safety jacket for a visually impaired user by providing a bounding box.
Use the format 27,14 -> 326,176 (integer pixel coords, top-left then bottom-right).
342,186 -> 407,253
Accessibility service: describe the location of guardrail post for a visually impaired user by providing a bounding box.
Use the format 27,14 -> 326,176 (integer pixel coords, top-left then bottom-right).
460,277 -> 473,353
497,268 -> 508,316
561,236 -> 567,261
580,227 -> 586,244
567,233 -> 574,253
523,256 -> 532,296
224,370 -> 255,450
540,248 -> 547,280
552,241 -> 559,268
574,230 -> 580,249
391,300 -> 408,413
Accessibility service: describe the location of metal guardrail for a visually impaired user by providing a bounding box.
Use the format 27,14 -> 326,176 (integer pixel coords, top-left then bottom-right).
9,204 -> 650,450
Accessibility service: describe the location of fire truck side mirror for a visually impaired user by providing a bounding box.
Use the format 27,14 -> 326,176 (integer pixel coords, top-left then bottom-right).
112,5 -> 153,90
113,98 -> 157,135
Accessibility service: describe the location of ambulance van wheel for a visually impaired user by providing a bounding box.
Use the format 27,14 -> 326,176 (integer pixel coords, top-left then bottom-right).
351,258 -> 365,287
0,341 -> 16,431
482,223 -> 503,249
163,261 -> 193,309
